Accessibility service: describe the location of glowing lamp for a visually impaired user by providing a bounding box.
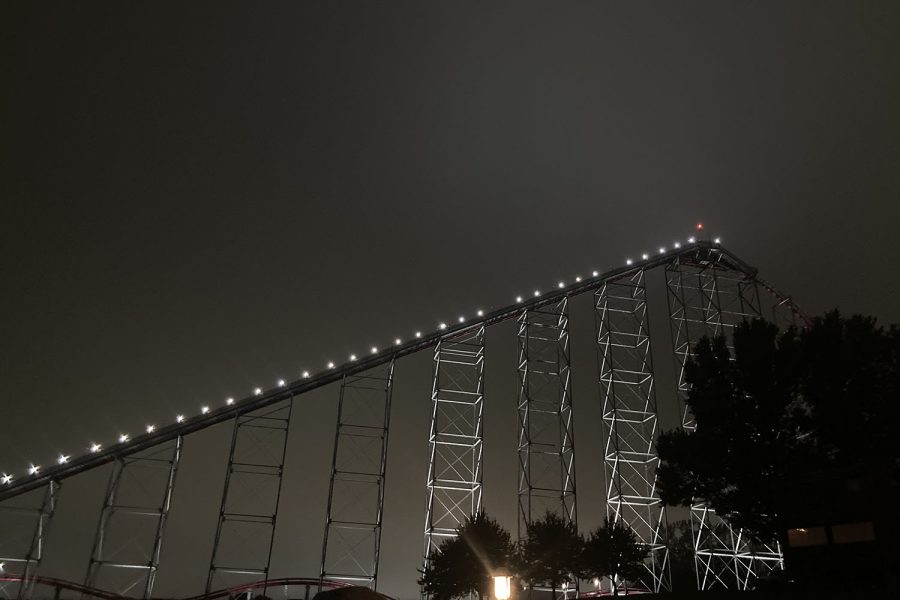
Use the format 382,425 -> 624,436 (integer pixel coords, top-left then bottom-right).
493,571 -> 512,600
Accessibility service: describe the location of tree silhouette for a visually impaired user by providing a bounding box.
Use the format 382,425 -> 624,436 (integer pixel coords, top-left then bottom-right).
516,512 -> 581,599
419,511 -> 514,600
665,520 -> 696,592
580,517 -> 646,596
657,312 -> 900,544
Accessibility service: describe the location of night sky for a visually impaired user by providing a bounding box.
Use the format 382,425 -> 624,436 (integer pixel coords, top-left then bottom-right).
2,2 -> 899,599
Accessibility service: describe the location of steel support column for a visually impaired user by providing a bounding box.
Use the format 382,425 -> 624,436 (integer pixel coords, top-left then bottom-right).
321,361 -> 394,589
665,249 -> 782,590
422,325 -> 485,569
206,400 -> 292,595
0,480 -> 59,600
595,270 -> 669,594
83,437 -> 181,598
516,298 -> 576,540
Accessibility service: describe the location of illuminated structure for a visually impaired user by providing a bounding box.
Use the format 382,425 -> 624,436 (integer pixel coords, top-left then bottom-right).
0,239 -> 804,599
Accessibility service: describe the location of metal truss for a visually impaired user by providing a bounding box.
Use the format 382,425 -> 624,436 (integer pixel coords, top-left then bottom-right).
422,325 -> 485,568
84,437 -> 182,598
595,270 -> 669,594
0,481 -> 59,600
320,362 -> 395,589
516,298 -> 576,540
665,248 -> 783,590
206,400 -> 293,595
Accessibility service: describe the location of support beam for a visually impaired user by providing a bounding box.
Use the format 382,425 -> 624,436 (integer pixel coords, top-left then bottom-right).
0,480 -> 59,600
516,298 -> 576,540
321,361 -> 394,589
206,400 -> 292,595
665,248 -> 782,591
84,437 -> 181,598
595,270 -> 669,593
422,325 -> 485,569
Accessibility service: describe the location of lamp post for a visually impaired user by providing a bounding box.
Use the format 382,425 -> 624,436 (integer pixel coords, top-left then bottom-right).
493,569 -> 512,600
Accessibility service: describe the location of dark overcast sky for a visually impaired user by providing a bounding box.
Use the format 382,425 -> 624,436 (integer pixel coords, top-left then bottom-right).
1,2 -> 899,598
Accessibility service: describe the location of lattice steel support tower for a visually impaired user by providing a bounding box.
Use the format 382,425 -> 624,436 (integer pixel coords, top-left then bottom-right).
321,362 -> 395,589
665,246 -> 782,590
0,480 -> 59,600
84,437 -> 181,598
516,298 -> 576,540
595,270 -> 669,594
422,325 -> 485,567
207,400 -> 293,595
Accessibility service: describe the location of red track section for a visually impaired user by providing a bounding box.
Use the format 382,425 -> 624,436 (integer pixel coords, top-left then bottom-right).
0,575 -> 348,599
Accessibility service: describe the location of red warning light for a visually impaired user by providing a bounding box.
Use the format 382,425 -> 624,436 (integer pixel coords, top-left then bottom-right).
696,222 -> 704,230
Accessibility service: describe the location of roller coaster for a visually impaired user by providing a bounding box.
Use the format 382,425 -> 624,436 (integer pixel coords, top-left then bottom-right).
0,236 -> 805,599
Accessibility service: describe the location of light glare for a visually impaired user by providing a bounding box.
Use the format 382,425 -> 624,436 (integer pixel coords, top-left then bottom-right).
226,397 -> 235,405
146,425 -> 155,434
176,415 -> 185,423
28,464 -> 39,476
118,434 -> 129,443
278,379 -> 286,386
201,406 -> 210,414
90,443 -> 102,453
57,454 -> 69,465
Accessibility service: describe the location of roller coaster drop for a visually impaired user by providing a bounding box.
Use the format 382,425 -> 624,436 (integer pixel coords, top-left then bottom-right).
0,238 -> 805,599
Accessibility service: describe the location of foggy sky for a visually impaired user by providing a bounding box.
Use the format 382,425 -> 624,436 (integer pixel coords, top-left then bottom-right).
2,2 -> 899,599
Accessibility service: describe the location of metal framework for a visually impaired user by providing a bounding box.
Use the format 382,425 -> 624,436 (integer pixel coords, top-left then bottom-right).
320,362 -> 395,589
595,270 -> 669,594
422,325 -> 485,567
206,400 -> 293,595
516,298 -> 576,539
0,481 -> 59,600
665,247 -> 783,590
0,241 -> 809,597
84,437 -> 182,598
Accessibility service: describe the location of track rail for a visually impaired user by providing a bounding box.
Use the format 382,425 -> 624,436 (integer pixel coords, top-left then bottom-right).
0,241 -> 798,501
0,575 -> 348,600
